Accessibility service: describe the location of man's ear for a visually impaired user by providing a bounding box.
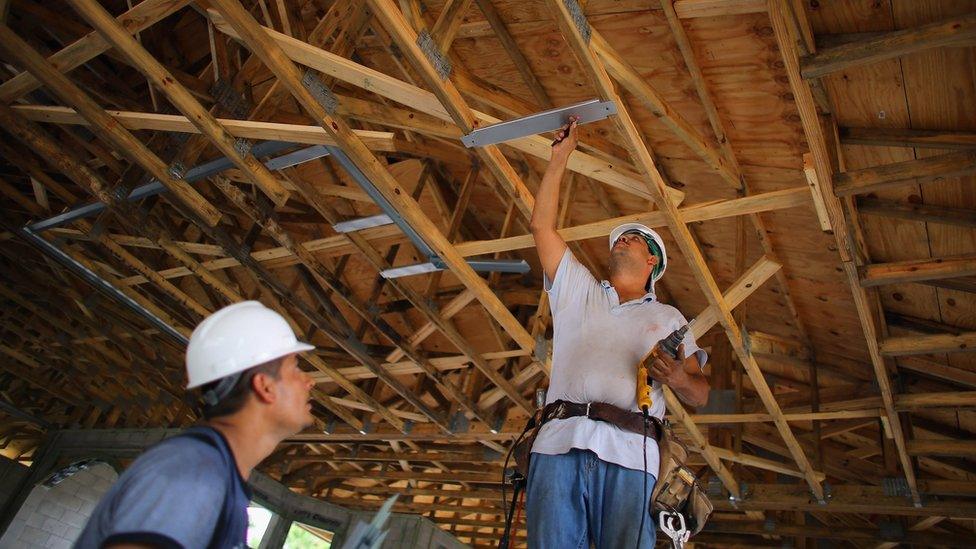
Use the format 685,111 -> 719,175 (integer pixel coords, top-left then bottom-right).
250,372 -> 277,405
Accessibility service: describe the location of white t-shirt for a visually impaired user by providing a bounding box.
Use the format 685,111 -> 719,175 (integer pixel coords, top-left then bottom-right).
531,249 -> 707,474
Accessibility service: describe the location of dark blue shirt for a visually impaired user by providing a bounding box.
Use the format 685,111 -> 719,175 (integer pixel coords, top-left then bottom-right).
74,426 -> 251,549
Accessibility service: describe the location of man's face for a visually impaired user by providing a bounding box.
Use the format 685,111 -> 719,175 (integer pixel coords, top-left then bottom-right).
610,231 -> 657,277
272,353 -> 315,434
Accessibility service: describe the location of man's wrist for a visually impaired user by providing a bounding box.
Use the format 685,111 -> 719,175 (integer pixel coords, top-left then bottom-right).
550,150 -> 572,164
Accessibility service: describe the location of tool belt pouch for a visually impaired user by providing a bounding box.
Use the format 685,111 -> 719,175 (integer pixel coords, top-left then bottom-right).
651,421 -> 713,536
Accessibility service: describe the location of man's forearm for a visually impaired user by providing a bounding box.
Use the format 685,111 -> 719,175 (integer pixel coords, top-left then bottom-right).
667,373 -> 710,408
530,153 -> 569,232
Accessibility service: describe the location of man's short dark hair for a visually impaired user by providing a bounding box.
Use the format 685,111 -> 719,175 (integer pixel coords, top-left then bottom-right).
199,357 -> 284,419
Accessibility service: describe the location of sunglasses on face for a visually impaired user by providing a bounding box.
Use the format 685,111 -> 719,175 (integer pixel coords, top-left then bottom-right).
616,231 -> 654,251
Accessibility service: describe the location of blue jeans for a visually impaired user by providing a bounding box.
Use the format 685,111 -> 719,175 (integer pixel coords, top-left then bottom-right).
525,449 -> 657,549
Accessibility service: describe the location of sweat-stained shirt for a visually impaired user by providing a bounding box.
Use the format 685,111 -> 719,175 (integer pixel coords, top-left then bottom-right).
530,249 -> 707,475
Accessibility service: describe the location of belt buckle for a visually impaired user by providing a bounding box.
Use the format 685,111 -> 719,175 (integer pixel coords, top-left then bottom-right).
585,402 -> 591,419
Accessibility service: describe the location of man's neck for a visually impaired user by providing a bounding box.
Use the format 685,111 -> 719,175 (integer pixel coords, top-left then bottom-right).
207,413 -> 282,480
609,274 -> 647,303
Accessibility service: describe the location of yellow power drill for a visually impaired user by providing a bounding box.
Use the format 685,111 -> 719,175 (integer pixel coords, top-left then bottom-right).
637,324 -> 690,414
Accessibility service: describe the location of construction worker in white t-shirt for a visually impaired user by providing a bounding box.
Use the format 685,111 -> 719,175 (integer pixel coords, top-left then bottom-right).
525,118 -> 711,548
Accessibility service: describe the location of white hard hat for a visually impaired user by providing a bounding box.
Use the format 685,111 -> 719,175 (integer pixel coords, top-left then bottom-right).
186,301 -> 314,389
609,223 -> 667,282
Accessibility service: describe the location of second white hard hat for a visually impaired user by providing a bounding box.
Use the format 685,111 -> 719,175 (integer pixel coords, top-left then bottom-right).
608,223 -> 668,282
186,301 -> 314,389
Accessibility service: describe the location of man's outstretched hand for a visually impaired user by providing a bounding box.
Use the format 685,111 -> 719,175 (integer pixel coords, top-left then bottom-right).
551,116 -> 579,160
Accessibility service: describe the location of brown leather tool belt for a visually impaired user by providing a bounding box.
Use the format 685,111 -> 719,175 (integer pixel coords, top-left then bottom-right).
541,399 -> 662,441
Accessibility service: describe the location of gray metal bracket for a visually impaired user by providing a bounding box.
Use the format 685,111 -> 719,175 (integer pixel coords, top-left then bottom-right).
816,482 -> 832,505
449,412 -> 469,434
461,98 -> 616,148
28,140 -> 314,233
882,477 -> 911,498
379,257 -> 530,279
301,70 -> 338,114
563,0 -> 591,43
416,30 -> 451,79
14,226 -> 187,345
332,214 -> 394,234
533,334 -> 550,363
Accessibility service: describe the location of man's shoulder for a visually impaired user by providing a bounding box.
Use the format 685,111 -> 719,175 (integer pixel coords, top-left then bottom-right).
647,301 -> 682,317
124,429 -> 228,479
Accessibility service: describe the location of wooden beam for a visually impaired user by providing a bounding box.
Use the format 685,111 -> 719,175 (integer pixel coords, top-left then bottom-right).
860,253 -> 976,287
454,186 -> 808,257
207,11 -> 683,204
0,115 -> 386,434
803,153 -> 833,231
289,415 -> 525,442
769,0 -> 921,506
896,391 -> 976,410
342,486 -> 502,501
833,150 -> 976,197
12,104 -> 395,149
278,171 -> 533,414
620,0 -> 813,353
692,256 -> 781,338
881,332 -> 976,356
430,0 -> 472,52
920,276 -> 976,294
310,350 -> 528,384
206,0 -> 537,353
210,177 -> 453,430
671,0 -> 765,18
332,498 -> 502,515
55,187 -> 808,289
840,127 -> 976,150
385,290 -> 476,363
63,0 -> 292,208
472,0 -> 551,109
315,468 -> 503,484
0,25 -> 222,227
801,12 -> 976,79
706,520 -> 974,546
907,439 -> 976,457
658,0 -> 737,164
856,197 -> 976,228
368,0 -> 543,221
591,30 -> 741,190
895,355 -> 976,389
0,0 -> 189,102
710,483 -> 976,518
294,449 -> 500,464
691,409 -> 881,424
0,48 -> 412,427
702,446 -> 825,482
547,0 -> 823,501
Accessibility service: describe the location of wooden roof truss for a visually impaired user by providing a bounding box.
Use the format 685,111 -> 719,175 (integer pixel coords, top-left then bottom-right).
0,0 -> 974,545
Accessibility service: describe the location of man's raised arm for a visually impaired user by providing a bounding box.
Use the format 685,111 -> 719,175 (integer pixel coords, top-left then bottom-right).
529,119 -> 578,281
